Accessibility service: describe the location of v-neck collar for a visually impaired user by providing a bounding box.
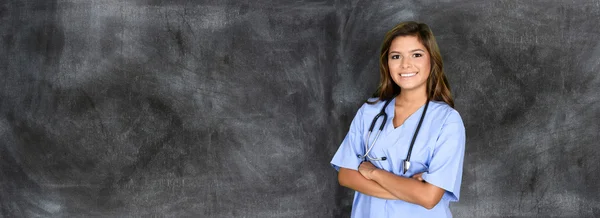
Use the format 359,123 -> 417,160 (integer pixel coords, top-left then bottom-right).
384,98 -> 429,134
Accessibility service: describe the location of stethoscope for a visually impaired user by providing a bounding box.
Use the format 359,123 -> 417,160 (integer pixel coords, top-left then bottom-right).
359,97 -> 429,174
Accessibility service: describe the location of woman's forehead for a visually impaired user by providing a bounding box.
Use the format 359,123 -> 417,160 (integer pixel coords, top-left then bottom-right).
389,36 -> 427,52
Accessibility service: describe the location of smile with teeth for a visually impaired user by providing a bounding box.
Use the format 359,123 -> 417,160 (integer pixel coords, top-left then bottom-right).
400,72 -> 418,77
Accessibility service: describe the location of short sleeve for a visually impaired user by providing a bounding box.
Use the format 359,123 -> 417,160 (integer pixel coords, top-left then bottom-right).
421,110 -> 466,202
330,105 -> 365,171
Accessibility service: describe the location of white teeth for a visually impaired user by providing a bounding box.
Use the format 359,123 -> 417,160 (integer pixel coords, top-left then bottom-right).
400,73 -> 417,77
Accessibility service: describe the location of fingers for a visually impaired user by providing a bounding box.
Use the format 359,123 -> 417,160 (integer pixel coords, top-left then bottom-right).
358,161 -> 377,180
360,161 -> 375,167
411,173 -> 424,182
357,167 -> 370,180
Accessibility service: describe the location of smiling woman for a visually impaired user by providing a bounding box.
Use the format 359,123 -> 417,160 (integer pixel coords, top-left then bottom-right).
387,36 -> 431,93
331,21 -> 465,218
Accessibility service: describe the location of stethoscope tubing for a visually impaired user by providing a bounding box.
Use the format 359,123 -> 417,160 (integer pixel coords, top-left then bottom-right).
363,99 -> 393,161
361,97 -> 430,174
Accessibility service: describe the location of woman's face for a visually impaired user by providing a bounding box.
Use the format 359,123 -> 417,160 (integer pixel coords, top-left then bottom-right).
387,35 -> 431,93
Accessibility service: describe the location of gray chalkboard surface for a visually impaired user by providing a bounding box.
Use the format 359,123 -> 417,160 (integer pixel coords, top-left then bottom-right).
1,0 -> 599,217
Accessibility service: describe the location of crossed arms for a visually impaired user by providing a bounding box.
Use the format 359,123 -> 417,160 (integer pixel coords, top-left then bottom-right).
337,162 -> 445,209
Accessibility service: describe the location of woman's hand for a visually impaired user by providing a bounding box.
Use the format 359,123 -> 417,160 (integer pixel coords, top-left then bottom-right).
358,161 -> 378,180
411,172 -> 425,182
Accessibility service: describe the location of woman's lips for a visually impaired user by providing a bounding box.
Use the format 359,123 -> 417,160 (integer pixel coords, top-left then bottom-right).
400,72 -> 417,77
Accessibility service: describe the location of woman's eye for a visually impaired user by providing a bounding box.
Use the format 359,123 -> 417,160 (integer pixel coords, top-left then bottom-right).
391,55 -> 400,59
413,53 -> 423,58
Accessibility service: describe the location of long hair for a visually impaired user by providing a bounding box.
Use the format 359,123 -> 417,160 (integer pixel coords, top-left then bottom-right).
369,21 -> 454,108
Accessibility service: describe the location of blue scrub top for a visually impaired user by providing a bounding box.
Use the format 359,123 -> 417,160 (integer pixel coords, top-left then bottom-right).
331,98 -> 466,218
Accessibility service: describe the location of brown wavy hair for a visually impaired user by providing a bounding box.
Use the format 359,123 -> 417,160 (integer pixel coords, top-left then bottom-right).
369,21 -> 454,108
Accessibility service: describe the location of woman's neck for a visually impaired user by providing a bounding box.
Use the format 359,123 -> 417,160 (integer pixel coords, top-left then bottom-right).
395,89 -> 428,108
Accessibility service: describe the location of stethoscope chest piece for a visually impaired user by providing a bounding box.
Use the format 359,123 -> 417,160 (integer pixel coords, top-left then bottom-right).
402,160 -> 411,174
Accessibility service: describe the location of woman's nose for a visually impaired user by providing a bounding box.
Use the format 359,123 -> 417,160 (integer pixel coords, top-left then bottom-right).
401,58 -> 411,68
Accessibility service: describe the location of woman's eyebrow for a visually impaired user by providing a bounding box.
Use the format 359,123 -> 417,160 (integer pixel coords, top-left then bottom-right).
410,49 -> 426,53
389,49 -> 426,54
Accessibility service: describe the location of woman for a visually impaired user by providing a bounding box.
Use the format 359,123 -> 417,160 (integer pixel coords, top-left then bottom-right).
331,21 -> 466,217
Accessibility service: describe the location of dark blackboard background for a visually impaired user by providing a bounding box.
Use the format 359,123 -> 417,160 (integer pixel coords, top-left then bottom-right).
1,0 -> 599,217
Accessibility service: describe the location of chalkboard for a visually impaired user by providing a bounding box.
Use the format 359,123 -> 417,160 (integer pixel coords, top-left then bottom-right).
1,0 -> 599,217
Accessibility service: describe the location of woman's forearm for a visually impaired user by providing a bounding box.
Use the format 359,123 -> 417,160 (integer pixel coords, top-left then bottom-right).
370,169 -> 445,209
338,168 -> 399,200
